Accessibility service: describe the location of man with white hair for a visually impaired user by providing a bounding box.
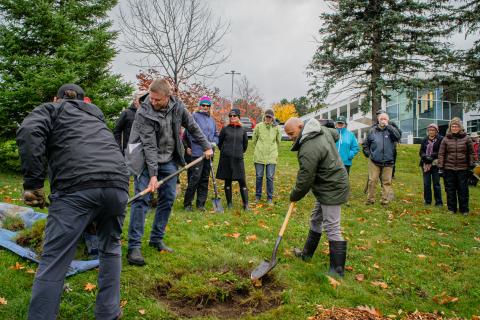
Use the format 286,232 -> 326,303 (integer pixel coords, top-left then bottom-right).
113,90 -> 147,154
363,112 -> 401,205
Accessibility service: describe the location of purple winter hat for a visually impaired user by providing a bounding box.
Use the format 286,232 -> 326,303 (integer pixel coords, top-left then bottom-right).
199,95 -> 212,106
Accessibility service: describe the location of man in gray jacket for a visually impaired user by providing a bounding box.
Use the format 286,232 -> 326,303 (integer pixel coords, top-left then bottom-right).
17,84 -> 129,320
126,78 -> 213,266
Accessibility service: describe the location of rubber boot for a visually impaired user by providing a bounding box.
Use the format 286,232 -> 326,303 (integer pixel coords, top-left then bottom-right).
329,240 -> 347,277
294,230 -> 321,261
240,187 -> 249,210
224,185 -> 232,209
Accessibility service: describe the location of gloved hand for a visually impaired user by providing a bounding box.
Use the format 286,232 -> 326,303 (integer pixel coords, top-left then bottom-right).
23,188 -> 48,209
424,156 -> 433,163
438,170 -> 444,177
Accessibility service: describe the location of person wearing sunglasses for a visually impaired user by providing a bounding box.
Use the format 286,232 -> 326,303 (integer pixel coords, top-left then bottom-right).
251,109 -> 281,205
183,96 -> 219,211
216,108 -> 249,209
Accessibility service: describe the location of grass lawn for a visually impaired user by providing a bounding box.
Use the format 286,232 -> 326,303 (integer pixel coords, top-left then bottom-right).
0,142 -> 479,319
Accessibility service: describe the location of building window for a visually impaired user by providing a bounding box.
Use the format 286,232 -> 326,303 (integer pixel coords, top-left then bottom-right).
350,101 -> 359,116
467,120 -> 480,133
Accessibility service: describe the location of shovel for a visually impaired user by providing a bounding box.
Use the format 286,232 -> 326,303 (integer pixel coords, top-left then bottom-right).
251,202 -> 295,280
209,158 -> 223,212
128,156 -> 205,204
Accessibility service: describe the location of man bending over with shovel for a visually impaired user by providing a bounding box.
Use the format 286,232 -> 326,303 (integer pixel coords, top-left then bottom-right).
284,117 -> 349,277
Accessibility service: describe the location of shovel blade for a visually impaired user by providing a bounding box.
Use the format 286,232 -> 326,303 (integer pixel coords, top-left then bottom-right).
250,259 -> 278,280
212,198 -> 223,213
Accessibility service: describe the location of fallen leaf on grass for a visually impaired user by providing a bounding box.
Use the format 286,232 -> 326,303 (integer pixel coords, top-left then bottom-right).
356,245 -> 368,251
284,248 -> 294,257
9,262 -> 25,270
432,291 -> 458,305
0,297 -> 7,305
138,309 -> 146,315
3,196 -> 12,203
345,266 -> 354,271
326,275 -> 340,289
245,234 -> 257,243
251,278 -> 262,288
417,254 -> 426,260
355,274 -> 365,282
224,233 -> 240,239
405,248 -> 412,253
371,281 -> 388,289
357,305 -> 383,317
26,268 -> 36,274
120,300 -> 128,308
474,237 -> 480,242
84,283 -> 96,292
373,263 -> 380,269
186,219 -> 192,224
471,316 -> 480,320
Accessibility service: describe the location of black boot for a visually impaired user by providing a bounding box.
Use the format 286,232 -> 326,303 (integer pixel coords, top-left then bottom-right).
329,240 -> 347,277
225,186 -> 232,209
240,187 -> 249,210
294,230 -> 321,261
127,248 -> 146,266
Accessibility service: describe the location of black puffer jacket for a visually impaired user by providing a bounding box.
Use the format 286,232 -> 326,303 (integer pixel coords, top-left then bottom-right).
113,104 -> 137,152
16,99 -> 129,193
363,124 -> 401,166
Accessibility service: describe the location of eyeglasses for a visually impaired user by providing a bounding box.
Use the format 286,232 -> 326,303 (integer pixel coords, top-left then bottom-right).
228,114 -> 238,118
200,104 -> 210,107
265,115 -> 273,118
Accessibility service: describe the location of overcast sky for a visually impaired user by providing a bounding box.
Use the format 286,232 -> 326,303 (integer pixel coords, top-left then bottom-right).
110,0 -> 327,107
110,0 -> 476,107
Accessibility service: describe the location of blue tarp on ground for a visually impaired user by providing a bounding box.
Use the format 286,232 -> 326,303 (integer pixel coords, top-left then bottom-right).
0,202 -> 99,277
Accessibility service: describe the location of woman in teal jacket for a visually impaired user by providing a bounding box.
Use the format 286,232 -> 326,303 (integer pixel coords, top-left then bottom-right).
335,116 -> 359,174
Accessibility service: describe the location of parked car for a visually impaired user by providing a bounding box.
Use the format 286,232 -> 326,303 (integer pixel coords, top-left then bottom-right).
278,124 -> 291,141
240,117 -> 254,139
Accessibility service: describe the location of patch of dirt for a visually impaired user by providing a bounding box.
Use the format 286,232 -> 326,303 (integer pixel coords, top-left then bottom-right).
308,306 -> 463,320
151,268 -> 284,319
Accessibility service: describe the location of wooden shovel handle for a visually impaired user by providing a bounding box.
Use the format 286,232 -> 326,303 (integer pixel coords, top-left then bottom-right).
278,202 -> 295,237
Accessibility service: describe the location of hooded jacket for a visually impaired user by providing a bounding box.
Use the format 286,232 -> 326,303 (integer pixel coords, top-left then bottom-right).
16,99 -> 129,193
335,127 -> 360,166
252,118 -> 281,164
290,118 -> 349,205
113,103 -> 137,153
126,95 -> 210,177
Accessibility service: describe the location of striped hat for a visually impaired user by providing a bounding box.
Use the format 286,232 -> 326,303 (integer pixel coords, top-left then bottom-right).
199,95 -> 212,106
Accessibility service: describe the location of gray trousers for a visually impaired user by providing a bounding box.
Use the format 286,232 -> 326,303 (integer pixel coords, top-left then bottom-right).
310,200 -> 344,241
28,188 -> 128,320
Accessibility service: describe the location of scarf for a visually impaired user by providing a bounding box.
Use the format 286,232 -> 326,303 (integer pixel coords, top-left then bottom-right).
229,122 -> 242,127
423,137 -> 437,172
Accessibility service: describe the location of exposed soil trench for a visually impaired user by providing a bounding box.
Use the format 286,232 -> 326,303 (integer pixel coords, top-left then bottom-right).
151,268 -> 284,319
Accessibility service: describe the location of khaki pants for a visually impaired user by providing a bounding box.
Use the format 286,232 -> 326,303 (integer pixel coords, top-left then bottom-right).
367,160 -> 393,204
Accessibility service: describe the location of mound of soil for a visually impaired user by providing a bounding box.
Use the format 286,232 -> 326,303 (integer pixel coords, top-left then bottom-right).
151,268 -> 284,319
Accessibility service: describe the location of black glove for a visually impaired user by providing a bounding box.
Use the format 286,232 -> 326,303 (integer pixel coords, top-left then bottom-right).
23,188 -> 48,209
423,156 -> 433,163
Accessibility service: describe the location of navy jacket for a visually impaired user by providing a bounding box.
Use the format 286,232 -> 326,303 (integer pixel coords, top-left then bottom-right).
186,111 -> 219,157
363,124 -> 401,166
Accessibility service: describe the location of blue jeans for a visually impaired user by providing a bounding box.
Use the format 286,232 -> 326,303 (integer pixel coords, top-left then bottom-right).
422,166 -> 442,205
254,163 -> 276,200
128,161 -> 177,249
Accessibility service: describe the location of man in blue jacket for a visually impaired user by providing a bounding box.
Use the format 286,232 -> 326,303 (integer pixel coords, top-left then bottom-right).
335,116 -> 359,174
183,96 -> 219,211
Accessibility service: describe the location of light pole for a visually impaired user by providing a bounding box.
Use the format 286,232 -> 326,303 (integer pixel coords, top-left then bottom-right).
225,70 -> 241,109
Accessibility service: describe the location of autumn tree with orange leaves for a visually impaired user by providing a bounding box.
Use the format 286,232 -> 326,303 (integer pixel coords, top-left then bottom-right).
272,103 -> 298,123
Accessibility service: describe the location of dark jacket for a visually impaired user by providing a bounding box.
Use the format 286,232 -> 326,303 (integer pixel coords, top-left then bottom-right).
438,132 -> 475,171
289,119 -> 349,205
126,95 -> 210,177
113,104 -> 137,153
363,124 -> 401,166
216,125 -> 248,180
16,100 -> 129,193
419,135 -> 443,166
186,111 -> 219,157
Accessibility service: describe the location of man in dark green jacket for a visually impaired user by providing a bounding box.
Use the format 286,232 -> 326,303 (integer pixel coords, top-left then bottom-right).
284,117 -> 349,277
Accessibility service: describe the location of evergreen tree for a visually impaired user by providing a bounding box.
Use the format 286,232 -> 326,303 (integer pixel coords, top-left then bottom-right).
0,0 -> 132,139
307,0 -> 451,115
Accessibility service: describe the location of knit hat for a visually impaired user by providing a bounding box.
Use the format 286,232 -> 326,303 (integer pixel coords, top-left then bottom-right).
199,95 -> 212,106
264,109 -> 274,118
229,108 -> 241,117
427,123 -> 438,132
57,84 -> 85,100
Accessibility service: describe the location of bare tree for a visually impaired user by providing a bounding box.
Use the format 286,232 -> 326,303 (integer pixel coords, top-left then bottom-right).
119,0 -> 229,92
235,76 -> 263,106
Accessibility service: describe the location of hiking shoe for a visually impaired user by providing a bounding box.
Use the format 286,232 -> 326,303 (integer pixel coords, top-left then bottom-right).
149,240 -> 174,253
184,205 -> 193,212
127,248 -> 145,266
197,206 -> 206,212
